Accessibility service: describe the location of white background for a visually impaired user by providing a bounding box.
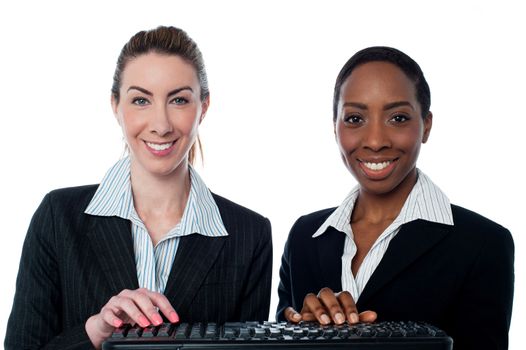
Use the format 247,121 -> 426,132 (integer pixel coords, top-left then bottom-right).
1,0 -> 524,348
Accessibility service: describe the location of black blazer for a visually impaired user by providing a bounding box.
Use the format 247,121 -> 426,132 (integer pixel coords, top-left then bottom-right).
6,185 -> 272,349
277,205 -> 514,350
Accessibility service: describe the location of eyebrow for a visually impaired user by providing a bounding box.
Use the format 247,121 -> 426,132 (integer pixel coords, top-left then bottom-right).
127,86 -> 194,97
342,101 -> 415,111
383,101 -> 415,111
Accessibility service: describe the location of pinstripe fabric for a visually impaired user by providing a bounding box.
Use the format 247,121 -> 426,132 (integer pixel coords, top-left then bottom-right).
85,157 -> 228,294
312,170 -> 453,301
6,184 -> 271,349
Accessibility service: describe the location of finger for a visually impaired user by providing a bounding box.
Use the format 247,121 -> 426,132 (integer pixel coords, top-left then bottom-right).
303,292 -> 331,325
284,307 -> 302,323
120,289 -> 162,326
298,304 -> 317,322
300,311 -> 316,322
100,303 -> 125,329
144,289 -> 179,323
110,294 -> 150,328
336,291 -> 359,324
358,310 -> 378,323
317,288 -> 346,324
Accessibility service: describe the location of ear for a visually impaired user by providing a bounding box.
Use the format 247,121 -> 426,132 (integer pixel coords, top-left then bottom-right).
422,112 -> 433,143
199,95 -> 210,124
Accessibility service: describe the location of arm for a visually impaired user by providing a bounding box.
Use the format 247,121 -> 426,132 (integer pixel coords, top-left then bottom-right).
451,227 -> 514,350
238,218 -> 272,321
5,194 -> 93,350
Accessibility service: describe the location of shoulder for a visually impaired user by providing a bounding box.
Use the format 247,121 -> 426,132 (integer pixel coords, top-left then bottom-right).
450,204 -> 514,250
211,193 -> 271,233
25,185 -> 100,245
451,204 -> 512,236
44,185 -> 99,213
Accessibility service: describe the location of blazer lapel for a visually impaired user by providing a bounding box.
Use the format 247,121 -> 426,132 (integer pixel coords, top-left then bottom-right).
86,215 -> 139,295
163,234 -> 226,314
358,220 -> 450,306
315,227 -> 346,291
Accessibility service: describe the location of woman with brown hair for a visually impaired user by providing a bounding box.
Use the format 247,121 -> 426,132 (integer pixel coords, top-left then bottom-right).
5,26 -> 272,349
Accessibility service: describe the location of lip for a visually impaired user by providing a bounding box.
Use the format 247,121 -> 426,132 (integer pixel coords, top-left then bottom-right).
357,158 -> 398,180
144,140 -> 176,157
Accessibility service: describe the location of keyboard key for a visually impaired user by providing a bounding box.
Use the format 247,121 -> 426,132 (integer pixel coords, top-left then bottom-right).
141,325 -> 157,337
110,324 -> 129,338
174,323 -> 189,339
157,323 -> 174,337
126,325 -> 142,338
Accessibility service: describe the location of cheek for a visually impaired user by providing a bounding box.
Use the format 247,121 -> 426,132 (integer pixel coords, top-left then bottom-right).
120,115 -> 141,137
336,127 -> 359,155
177,111 -> 201,136
393,129 -> 423,156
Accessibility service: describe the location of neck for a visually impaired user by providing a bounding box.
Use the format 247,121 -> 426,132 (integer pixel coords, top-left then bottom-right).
130,159 -> 191,218
352,169 -> 418,225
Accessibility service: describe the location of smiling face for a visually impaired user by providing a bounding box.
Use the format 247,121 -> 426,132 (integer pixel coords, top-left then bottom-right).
334,61 -> 432,196
112,52 -> 208,178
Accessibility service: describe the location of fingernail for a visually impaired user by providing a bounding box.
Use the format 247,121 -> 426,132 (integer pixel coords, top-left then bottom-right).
321,314 -> 331,324
335,312 -> 345,324
293,313 -> 301,321
169,311 -> 179,323
350,312 -> 359,324
139,315 -> 150,327
152,313 -> 163,326
113,319 -> 123,328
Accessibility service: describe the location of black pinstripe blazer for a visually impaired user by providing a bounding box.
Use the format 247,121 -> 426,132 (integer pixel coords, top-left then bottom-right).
276,205 -> 514,350
5,185 -> 272,349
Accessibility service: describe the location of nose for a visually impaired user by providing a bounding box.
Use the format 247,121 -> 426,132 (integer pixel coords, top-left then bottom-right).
362,119 -> 391,151
149,104 -> 173,136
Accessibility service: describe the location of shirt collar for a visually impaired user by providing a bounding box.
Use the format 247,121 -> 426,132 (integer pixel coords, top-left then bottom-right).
85,157 -> 228,238
312,169 -> 454,238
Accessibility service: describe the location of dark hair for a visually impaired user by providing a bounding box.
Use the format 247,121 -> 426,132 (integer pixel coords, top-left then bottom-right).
333,46 -> 430,122
112,26 -> 208,164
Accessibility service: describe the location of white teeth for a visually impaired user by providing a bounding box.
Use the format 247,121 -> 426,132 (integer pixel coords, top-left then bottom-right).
146,142 -> 174,151
364,161 -> 391,171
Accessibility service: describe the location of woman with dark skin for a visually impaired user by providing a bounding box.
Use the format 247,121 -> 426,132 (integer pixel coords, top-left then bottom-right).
277,47 -> 514,349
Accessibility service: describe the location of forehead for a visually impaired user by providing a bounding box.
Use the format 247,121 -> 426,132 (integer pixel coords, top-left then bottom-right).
120,52 -> 199,91
341,61 -> 417,103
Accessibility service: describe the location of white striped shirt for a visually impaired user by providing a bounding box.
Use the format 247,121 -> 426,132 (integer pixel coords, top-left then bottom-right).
85,157 -> 228,294
312,170 -> 454,301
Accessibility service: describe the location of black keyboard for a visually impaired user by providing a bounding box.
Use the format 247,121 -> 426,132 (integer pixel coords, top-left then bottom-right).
102,321 -> 453,349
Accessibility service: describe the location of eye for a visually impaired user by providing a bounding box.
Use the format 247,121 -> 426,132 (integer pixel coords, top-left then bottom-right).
132,97 -> 150,106
390,114 -> 410,123
171,96 -> 189,105
343,114 -> 364,125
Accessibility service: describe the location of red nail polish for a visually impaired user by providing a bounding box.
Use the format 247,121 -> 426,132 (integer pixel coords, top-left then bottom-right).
169,311 -> 179,323
152,313 -> 163,326
139,315 -> 150,327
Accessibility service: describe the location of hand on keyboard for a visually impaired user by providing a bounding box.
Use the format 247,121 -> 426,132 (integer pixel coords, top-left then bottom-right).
85,288 -> 180,349
284,287 -> 377,325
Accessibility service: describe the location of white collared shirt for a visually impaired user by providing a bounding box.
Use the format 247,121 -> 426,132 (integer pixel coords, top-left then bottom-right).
312,170 -> 454,301
85,157 -> 228,294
